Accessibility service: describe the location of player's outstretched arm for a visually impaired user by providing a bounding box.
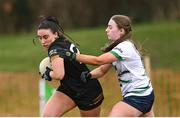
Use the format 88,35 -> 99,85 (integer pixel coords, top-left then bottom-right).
58,48 -> 117,66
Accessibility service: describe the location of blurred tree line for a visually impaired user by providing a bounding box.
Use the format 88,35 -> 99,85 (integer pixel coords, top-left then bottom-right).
0,0 -> 180,34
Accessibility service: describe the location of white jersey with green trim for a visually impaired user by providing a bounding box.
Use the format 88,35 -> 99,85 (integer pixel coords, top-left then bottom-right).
110,40 -> 153,97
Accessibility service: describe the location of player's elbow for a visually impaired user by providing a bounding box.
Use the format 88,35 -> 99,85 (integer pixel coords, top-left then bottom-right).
93,58 -> 106,65
53,72 -> 65,80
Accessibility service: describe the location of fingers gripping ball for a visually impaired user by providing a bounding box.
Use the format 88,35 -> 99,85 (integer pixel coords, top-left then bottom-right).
39,57 -> 52,77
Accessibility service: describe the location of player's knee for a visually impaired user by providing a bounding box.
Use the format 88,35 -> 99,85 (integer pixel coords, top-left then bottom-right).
42,111 -> 62,117
109,105 -> 120,116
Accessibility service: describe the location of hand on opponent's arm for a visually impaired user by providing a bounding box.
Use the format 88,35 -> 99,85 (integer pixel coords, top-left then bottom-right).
57,48 -> 117,66
57,48 -> 76,61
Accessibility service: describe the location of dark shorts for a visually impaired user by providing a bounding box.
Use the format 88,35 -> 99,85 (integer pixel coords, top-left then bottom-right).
57,79 -> 104,111
122,91 -> 154,113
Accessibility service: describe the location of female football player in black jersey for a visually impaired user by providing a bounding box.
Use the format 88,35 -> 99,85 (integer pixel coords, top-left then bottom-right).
36,16 -> 104,117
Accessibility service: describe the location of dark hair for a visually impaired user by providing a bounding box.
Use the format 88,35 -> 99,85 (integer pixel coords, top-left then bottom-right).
38,16 -> 64,37
34,16 -> 79,46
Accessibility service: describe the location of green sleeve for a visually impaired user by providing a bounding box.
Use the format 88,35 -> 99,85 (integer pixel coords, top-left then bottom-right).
110,50 -> 123,61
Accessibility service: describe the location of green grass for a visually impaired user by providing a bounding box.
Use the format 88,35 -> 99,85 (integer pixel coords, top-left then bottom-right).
0,21 -> 180,72
0,33 -> 46,72
133,21 -> 180,70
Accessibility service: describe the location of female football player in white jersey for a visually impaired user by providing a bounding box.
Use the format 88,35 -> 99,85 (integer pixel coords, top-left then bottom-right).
58,15 -> 155,117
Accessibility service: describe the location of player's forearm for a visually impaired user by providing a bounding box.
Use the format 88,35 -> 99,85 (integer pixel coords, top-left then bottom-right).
90,68 -> 105,78
76,54 -> 106,66
50,71 -> 64,80
90,64 -> 112,78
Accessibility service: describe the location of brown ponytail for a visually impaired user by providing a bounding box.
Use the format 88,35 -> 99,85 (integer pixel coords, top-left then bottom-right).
101,32 -> 132,52
101,15 -> 143,58
101,15 -> 132,52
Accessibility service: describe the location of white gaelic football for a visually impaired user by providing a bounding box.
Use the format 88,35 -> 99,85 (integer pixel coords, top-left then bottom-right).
39,57 -> 52,76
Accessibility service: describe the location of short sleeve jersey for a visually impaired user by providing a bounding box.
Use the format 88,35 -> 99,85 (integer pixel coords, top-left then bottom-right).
110,40 -> 153,97
48,36 -> 90,88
